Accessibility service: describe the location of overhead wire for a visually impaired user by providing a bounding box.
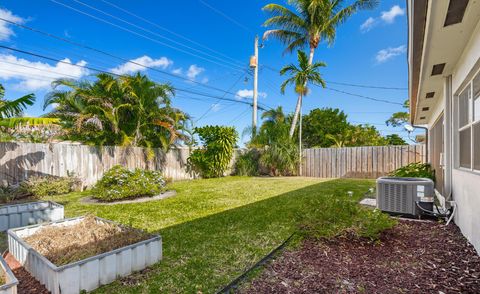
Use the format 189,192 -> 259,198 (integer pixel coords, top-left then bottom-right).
70,0 -> 246,70
0,45 -> 272,111
0,18 -> 253,99
99,0 -> 246,66
49,0 -> 245,72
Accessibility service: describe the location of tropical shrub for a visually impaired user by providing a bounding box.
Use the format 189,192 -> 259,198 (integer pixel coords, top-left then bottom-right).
44,73 -> 191,149
17,175 -> 80,198
261,140 -> 299,176
92,165 -> 166,202
389,162 -> 435,181
234,149 -> 260,176
188,126 -> 237,178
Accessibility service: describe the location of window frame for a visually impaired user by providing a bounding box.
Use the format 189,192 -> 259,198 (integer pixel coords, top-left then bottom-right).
456,67 -> 480,173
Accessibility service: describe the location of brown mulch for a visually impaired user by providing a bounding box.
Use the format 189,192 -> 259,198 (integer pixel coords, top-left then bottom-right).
4,252 -> 49,294
24,215 -> 153,266
242,220 -> 480,293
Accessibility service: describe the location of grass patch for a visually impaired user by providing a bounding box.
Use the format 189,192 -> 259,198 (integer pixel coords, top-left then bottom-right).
46,177 -> 380,293
0,232 -> 6,253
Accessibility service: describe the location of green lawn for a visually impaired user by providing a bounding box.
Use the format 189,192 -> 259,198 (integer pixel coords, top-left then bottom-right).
43,177 -> 375,293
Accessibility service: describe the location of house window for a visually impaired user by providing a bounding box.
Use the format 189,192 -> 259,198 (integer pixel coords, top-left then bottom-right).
457,69 -> 480,171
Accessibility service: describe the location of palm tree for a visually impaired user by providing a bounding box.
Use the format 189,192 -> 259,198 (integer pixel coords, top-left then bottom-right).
280,50 -> 326,137
0,84 -> 58,132
263,0 -> 378,135
45,73 -> 191,149
0,84 -> 35,119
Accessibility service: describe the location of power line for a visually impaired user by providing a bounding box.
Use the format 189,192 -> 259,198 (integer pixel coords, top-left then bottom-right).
49,0 -> 245,72
70,0 -> 245,70
325,87 -> 404,106
0,45 -> 271,111
199,0 -> 253,33
99,0 -> 246,66
195,71 -> 247,122
262,65 -> 407,90
0,18 -> 250,98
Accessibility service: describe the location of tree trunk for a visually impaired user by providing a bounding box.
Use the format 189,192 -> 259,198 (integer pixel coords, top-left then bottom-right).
289,47 -> 315,138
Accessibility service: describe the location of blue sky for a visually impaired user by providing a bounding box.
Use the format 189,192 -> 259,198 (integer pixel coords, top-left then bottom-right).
0,0 -> 416,145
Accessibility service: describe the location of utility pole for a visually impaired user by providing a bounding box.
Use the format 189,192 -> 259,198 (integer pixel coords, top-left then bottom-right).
250,35 -> 259,136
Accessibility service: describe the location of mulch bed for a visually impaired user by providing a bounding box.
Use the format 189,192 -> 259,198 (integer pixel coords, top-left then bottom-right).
242,220 -> 480,293
4,252 -> 49,294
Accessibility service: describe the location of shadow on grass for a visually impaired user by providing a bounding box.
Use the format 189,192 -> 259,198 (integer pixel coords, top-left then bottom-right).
93,178 -> 374,294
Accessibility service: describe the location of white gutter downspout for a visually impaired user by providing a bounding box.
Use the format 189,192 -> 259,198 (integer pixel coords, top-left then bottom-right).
444,75 -> 453,201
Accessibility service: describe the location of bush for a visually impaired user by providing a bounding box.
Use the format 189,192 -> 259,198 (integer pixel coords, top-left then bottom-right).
389,162 -> 435,181
296,196 -> 396,241
92,165 -> 166,202
260,140 -> 299,176
234,149 -> 260,176
0,186 -> 16,204
17,175 -> 79,198
188,126 -> 237,178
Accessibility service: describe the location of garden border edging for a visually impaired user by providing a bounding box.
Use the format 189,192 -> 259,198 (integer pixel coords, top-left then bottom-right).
0,254 -> 18,294
0,201 -> 64,232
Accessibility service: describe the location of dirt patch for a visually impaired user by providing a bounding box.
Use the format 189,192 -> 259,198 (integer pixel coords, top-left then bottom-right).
81,190 -> 176,205
24,216 -> 153,266
4,252 -> 49,294
242,220 -> 480,293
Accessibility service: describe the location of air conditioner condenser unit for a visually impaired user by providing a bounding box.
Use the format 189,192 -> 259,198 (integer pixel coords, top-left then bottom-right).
376,177 -> 435,217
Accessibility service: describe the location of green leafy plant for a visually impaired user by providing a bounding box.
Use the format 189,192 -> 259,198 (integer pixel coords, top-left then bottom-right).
234,149 -> 260,176
188,125 -> 237,178
92,165 -> 166,202
260,140 -> 299,176
17,175 -> 80,198
389,162 -> 435,181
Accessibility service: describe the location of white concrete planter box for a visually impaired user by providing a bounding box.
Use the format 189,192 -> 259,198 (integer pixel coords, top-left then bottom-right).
0,201 -> 64,232
7,217 -> 162,294
0,255 -> 18,294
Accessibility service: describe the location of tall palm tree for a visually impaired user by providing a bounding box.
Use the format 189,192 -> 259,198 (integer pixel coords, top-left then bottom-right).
263,0 -> 378,136
280,50 -> 326,137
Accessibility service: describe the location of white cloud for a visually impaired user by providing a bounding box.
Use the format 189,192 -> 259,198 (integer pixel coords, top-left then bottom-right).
0,8 -> 25,41
186,64 -> 205,80
360,5 -> 405,32
110,55 -> 172,75
360,17 -> 377,33
172,68 -> 182,75
0,54 -> 89,90
201,77 -> 209,84
375,45 -> 407,63
381,5 -> 405,23
211,103 -> 221,112
235,89 -> 267,100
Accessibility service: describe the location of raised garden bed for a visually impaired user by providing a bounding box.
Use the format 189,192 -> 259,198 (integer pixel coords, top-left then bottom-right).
0,201 -> 64,232
0,255 -> 18,294
7,216 -> 162,294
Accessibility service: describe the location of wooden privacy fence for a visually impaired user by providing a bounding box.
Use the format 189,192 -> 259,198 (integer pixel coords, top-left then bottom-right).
0,142 -> 195,187
301,145 -> 426,179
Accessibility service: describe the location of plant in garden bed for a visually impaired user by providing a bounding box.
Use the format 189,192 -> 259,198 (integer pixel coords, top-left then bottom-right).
389,162 -> 435,181
188,125 -> 237,178
92,165 -> 166,202
23,215 -> 153,266
16,174 -> 80,199
234,149 -> 260,176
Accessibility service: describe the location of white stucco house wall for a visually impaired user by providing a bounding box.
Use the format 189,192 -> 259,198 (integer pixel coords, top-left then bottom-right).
407,0 -> 480,253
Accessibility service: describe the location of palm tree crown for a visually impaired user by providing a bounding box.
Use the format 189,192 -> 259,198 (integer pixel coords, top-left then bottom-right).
280,50 -> 326,96
263,0 -> 378,56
